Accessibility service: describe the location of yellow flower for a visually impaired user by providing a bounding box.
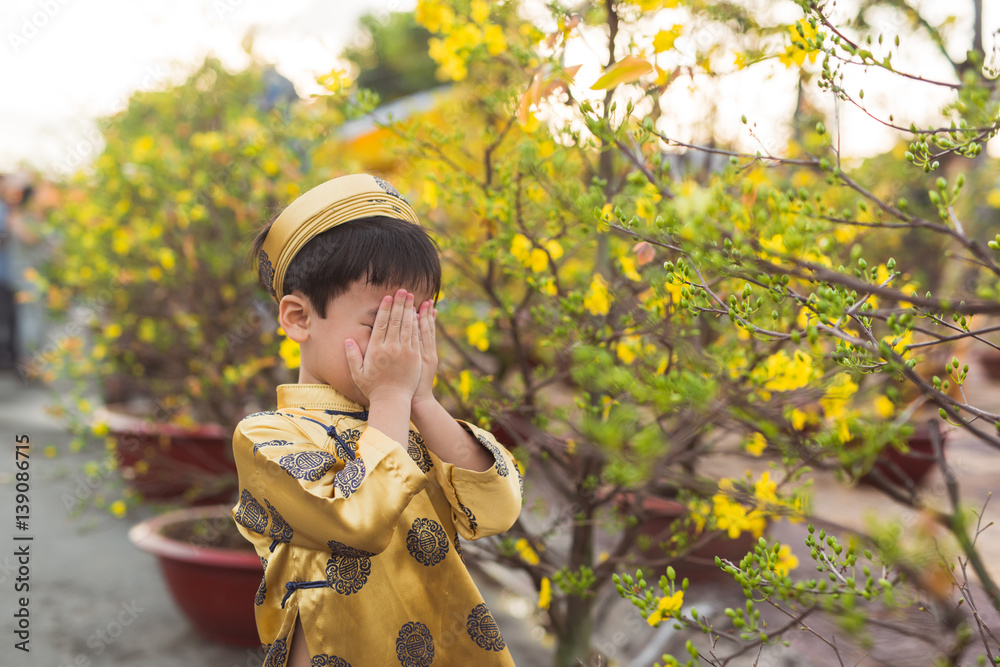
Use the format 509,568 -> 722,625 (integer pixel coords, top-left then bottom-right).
647,609 -> 663,626
44,445 -> 57,458
774,544 -> 799,576
753,471 -> 778,505
757,350 -> 814,392
109,500 -> 127,519
459,369 -> 472,401
658,589 -> 684,614
543,239 -> 564,260
515,538 -> 540,565
92,422 -> 110,437
779,20 -> 821,68
529,248 -> 549,273
746,432 -> 767,457
158,247 -> 176,271
466,321 -> 489,351
510,233 -> 532,263
104,323 -> 123,339
619,255 -> 642,282
538,577 -> 551,610
279,335 -> 300,369
415,0 -> 456,34
874,395 -> 894,418
584,273 -> 612,315
616,334 -> 642,365
790,408 -> 808,430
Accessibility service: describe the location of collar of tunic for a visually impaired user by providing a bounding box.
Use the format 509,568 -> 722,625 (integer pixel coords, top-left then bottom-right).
276,383 -> 366,412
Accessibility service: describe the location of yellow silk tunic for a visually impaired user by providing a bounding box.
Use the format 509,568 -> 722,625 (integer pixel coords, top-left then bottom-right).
231,383 -> 522,667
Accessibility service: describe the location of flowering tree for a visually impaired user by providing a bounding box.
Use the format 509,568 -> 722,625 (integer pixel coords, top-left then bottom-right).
347,0 -> 1000,665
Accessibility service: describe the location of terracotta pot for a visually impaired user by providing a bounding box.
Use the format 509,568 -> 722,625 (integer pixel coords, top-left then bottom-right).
980,350 -> 1000,381
860,421 -> 944,489
128,504 -> 262,646
97,404 -> 237,503
617,493 -> 756,583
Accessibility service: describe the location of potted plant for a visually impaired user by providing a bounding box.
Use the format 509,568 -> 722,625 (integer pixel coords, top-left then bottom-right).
128,504 -> 263,646
27,54 -> 365,508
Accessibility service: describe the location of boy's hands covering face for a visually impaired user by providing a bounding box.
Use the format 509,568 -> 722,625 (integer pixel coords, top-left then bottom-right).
345,289 -> 421,404
412,300 -> 438,408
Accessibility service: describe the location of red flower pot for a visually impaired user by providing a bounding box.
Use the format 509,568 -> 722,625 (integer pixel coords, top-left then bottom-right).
617,494 -> 756,583
97,405 -> 237,503
861,421 -> 943,489
128,505 -> 262,646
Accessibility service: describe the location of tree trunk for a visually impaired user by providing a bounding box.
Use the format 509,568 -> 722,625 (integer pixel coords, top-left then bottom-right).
554,497 -> 596,667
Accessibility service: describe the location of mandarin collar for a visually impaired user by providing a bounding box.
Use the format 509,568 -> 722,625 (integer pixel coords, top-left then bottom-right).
276,383 -> 367,412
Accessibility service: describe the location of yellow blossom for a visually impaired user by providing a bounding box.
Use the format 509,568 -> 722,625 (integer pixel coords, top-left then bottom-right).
584,273 -> 612,315
515,538 -> 540,565
109,500 -> 127,519
874,395 -> 894,418
278,329 -> 300,370
757,350 -> 814,392
619,255 -> 642,282
459,370 -> 472,401
754,471 -> 778,505
44,445 -> 57,458
774,544 -> 799,576
466,321 -> 490,351
658,589 -> 684,614
616,334 -> 642,365
746,432 -> 767,457
791,408 -> 808,430
538,577 -> 551,609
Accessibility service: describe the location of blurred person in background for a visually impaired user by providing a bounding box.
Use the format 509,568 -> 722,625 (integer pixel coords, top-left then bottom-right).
0,175 -> 38,372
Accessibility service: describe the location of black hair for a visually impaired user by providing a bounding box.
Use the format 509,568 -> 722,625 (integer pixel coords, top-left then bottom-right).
248,214 -> 441,318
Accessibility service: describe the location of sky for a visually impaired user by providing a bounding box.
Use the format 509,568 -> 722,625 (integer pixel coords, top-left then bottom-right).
0,0 -> 417,174
1,0 -> 997,175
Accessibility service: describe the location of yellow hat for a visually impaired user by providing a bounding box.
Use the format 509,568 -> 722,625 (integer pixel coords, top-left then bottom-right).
259,174 -> 420,301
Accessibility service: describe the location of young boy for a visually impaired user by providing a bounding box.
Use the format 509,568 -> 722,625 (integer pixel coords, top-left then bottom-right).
233,174 -> 522,666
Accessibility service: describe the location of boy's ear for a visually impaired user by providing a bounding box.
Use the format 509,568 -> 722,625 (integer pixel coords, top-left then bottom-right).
278,293 -> 311,343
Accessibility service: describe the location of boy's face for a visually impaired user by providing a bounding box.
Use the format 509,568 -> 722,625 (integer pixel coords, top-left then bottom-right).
301,278 -> 435,406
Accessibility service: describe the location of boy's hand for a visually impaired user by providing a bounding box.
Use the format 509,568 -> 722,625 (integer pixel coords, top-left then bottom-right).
412,300 -> 438,408
345,289 -> 421,405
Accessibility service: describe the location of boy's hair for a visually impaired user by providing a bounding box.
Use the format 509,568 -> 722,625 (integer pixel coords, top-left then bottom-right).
249,214 -> 441,318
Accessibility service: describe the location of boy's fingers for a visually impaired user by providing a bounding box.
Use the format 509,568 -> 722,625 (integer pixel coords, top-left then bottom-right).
388,289 -> 407,341
401,294 -> 415,345
372,295 -> 392,342
344,339 -> 362,378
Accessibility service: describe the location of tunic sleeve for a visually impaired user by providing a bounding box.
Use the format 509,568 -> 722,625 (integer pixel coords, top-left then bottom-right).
427,420 -> 523,540
232,415 -> 428,554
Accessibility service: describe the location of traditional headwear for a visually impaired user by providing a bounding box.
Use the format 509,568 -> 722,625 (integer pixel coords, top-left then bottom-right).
259,174 -> 420,302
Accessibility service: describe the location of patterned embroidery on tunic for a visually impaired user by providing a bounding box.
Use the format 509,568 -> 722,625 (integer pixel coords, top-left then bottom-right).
405,518 -> 449,567
263,638 -> 287,667
245,410 -> 277,420
512,456 -> 524,499
311,656 -> 352,667
334,457 -> 366,498
466,603 -> 506,652
459,503 -> 478,531
332,427 -> 362,460
373,176 -> 404,200
235,488 -> 268,534
260,249 -> 277,299
327,539 -> 375,558
395,621 -> 435,667
255,557 -> 268,606
475,434 -> 509,477
407,431 -> 432,473
253,439 -> 294,454
326,553 -> 371,595
278,450 -> 337,482
454,531 -> 464,563
264,499 -> 294,551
